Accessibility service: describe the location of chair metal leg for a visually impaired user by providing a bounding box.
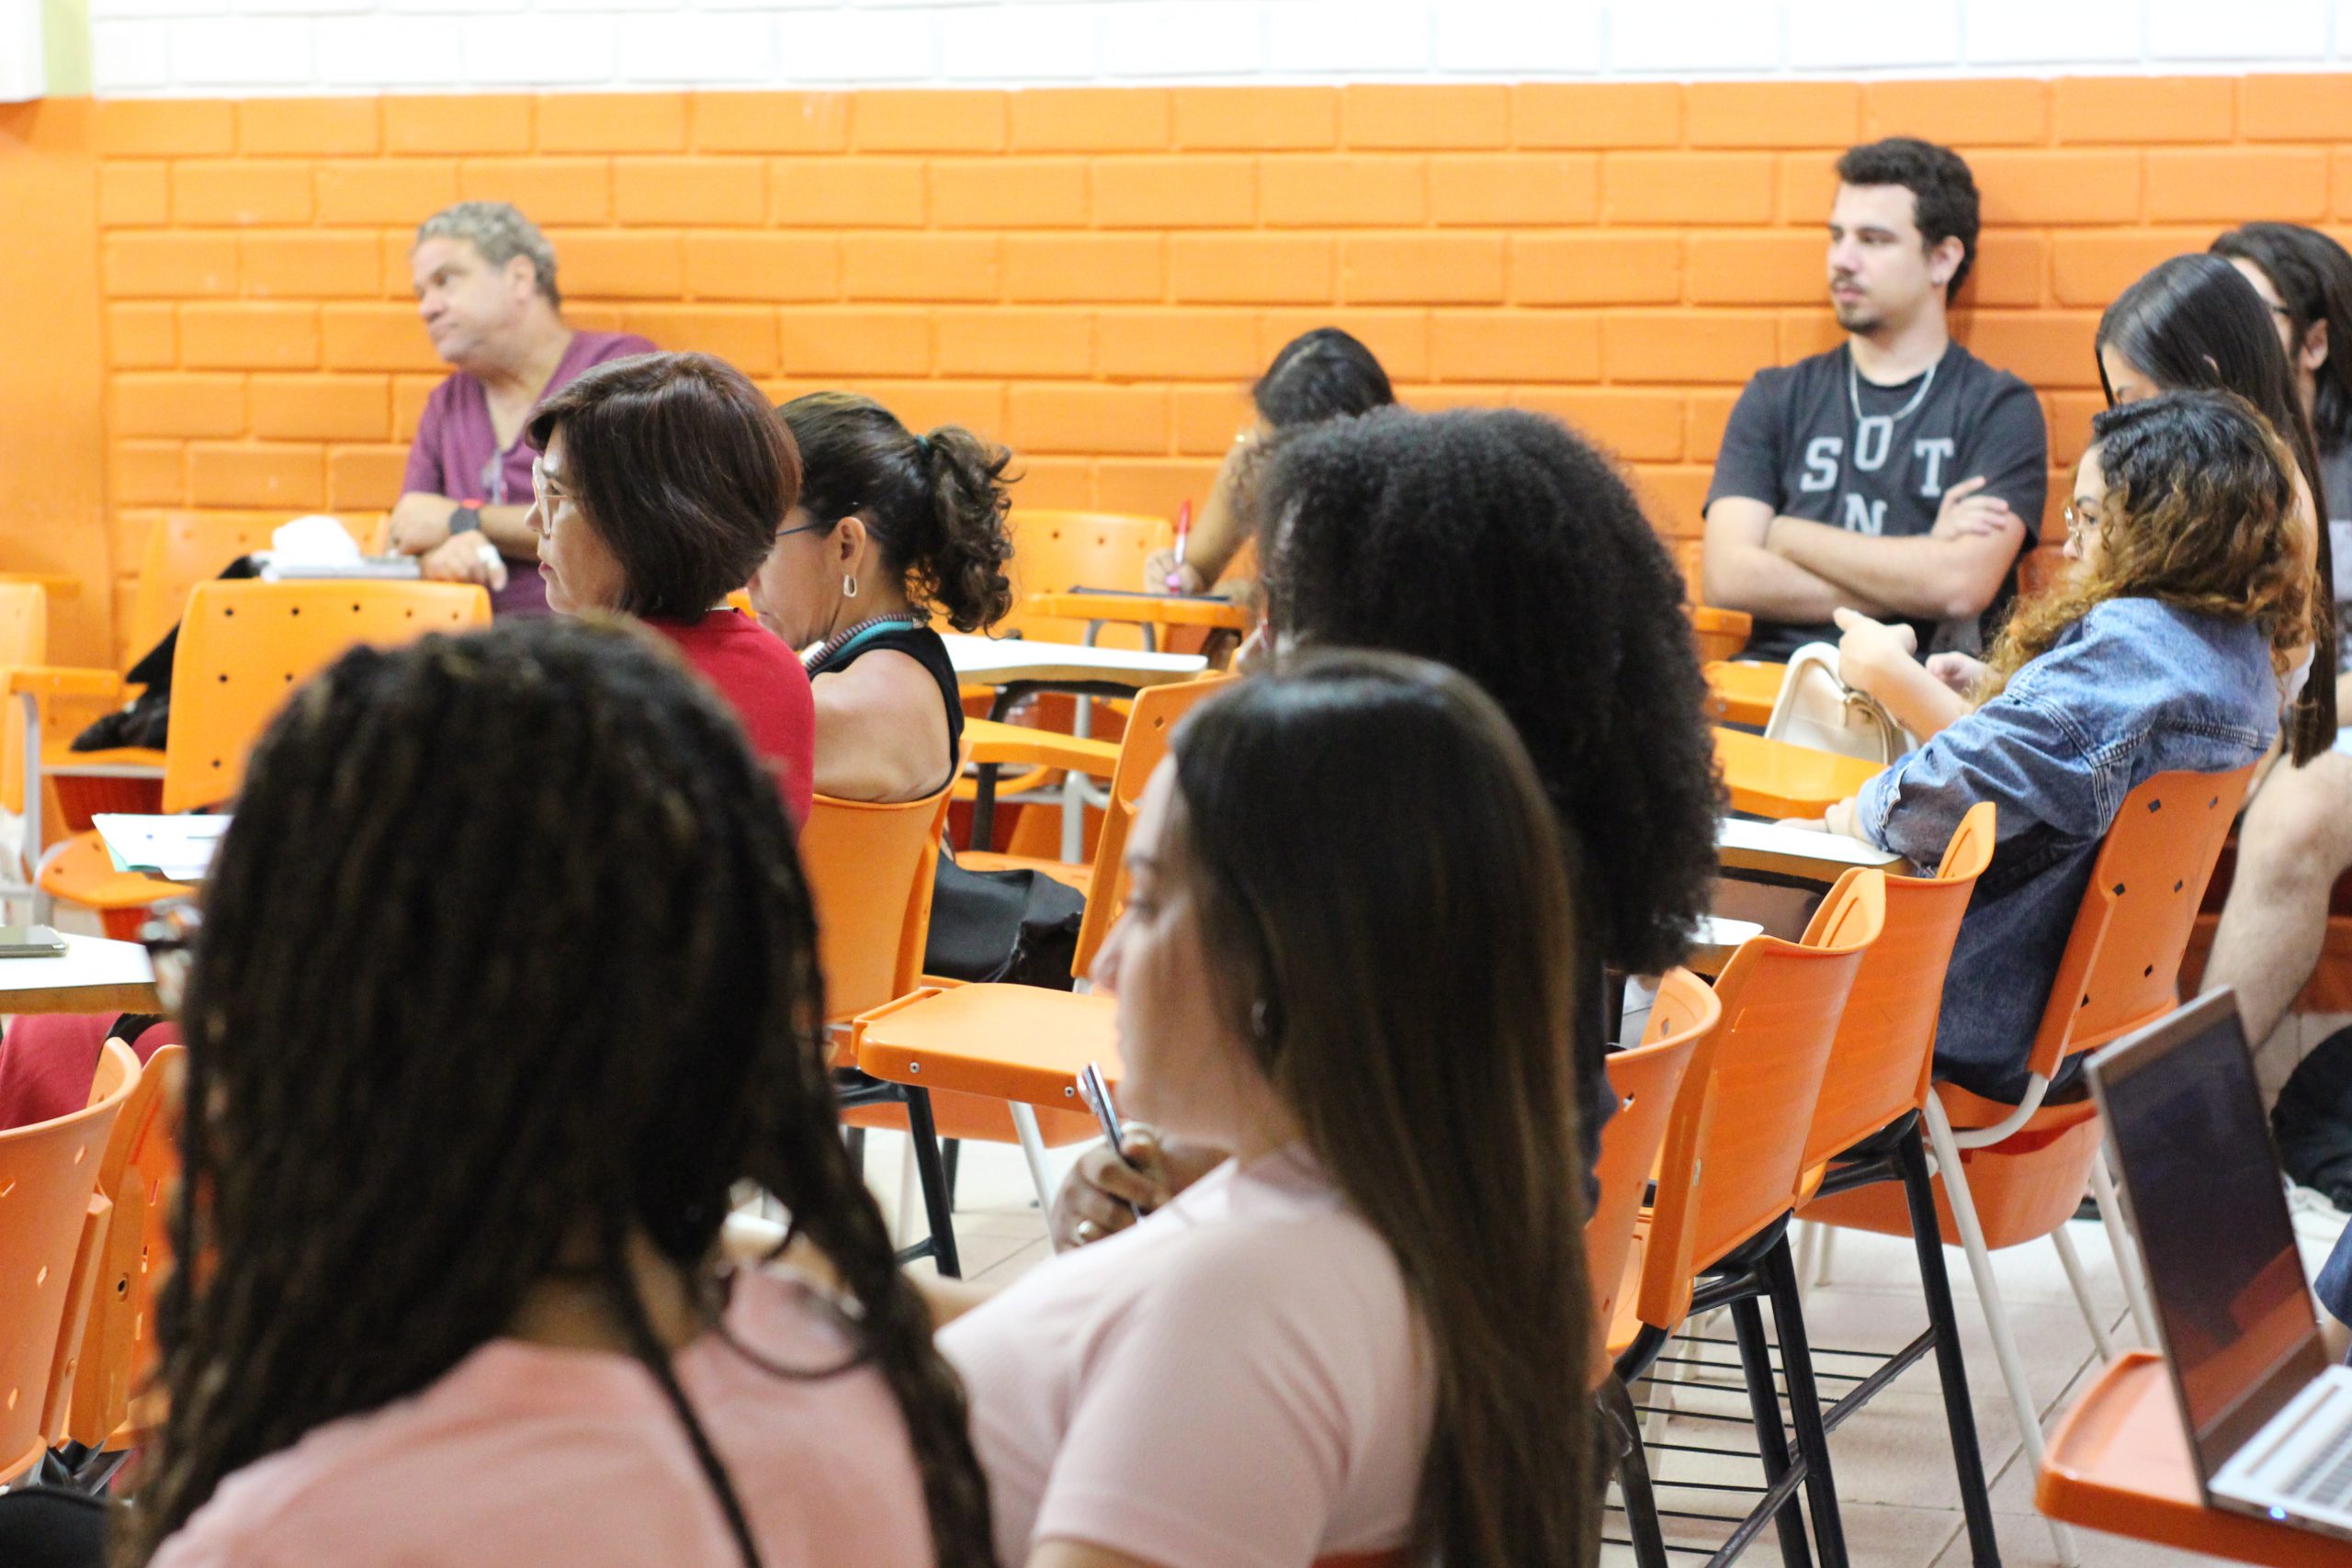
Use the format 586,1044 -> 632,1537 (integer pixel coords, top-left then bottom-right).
1925,1098 -> 2080,1568
901,1087 -> 962,1279
1010,1101 -> 1055,1213
1731,1292 -> 1814,1568
1762,1237 -> 1848,1568
944,1138 -> 962,1209
1600,1374 -> 1672,1568
1794,1221 -> 1822,1296
2049,1224 -> 2115,1361
894,1134 -> 922,1247
842,1125 -> 866,1171
1894,1127 -> 2002,1568
2088,1152 -> 2157,1348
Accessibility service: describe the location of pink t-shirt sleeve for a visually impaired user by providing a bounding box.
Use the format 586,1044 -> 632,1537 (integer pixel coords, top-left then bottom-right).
1033,1223 -> 1410,1568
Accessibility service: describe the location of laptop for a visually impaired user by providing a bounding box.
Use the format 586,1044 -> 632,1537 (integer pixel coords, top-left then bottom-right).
2087,987 -> 2352,1540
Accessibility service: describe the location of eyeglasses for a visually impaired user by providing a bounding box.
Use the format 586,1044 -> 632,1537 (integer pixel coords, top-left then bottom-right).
530,456 -> 572,511
2063,503 -> 2098,534
139,899 -> 202,1017
775,521 -> 829,542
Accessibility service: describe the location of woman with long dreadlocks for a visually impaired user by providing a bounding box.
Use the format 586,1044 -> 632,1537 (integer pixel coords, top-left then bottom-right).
127,618 -> 995,1568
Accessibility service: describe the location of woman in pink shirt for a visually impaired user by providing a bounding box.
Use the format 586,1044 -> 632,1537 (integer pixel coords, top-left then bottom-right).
936,652 -> 1599,1568
122,618 -> 994,1568
524,351 -> 818,825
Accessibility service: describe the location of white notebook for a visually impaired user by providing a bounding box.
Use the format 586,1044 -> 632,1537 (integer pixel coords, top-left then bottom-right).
93,814 -> 231,883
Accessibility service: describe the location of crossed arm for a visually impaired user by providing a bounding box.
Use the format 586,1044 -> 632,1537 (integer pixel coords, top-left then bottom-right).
1702,479 -> 2028,626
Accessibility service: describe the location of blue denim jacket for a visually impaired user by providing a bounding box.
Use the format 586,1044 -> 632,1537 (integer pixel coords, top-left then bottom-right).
2318,1224 -> 2352,1327
1856,598 -> 2278,1103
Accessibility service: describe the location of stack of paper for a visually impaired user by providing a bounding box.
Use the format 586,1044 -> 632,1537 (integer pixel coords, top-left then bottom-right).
93,814 -> 231,883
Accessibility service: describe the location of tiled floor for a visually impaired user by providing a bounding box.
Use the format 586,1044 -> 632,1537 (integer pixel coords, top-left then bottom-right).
870,1134 -> 2278,1567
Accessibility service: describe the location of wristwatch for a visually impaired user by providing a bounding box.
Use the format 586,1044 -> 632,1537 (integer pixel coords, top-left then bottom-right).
447,499 -> 483,536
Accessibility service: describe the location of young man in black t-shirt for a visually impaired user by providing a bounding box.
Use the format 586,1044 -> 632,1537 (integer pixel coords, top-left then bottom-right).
1703,139 -> 2048,662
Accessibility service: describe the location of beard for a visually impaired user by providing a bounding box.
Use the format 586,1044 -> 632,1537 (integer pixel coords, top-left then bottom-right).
1831,295 -> 1881,333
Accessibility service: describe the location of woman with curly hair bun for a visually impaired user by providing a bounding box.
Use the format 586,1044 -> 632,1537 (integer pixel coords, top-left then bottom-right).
1050,405 -> 1724,1246
751,392 -> 1016,804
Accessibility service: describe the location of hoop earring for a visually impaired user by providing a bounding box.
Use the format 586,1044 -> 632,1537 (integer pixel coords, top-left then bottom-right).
842,575 -> 859,600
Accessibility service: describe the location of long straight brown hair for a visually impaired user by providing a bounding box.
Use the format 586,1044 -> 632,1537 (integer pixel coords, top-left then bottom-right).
1166,649 -> 1597,1568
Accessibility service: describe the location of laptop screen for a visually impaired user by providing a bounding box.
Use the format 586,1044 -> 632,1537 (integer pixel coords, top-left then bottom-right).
2094,993 -> 2329,1480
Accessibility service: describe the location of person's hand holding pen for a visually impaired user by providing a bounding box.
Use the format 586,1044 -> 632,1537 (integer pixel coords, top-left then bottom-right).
1050,1124 -> 1174,1249
1144,500 -> 1204,594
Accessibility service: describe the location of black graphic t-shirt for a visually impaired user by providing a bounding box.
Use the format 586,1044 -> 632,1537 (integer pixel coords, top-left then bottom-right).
1706,341 -> 2048,661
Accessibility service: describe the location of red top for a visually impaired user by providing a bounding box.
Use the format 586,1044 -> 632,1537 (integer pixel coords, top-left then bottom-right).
648,611 -> 816,829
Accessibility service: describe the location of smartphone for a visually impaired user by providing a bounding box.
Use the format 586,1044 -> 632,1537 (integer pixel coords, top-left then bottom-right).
0,924 -> 69,958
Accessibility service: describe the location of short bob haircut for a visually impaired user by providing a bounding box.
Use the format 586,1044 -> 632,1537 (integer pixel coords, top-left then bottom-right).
526,353 -> 803,621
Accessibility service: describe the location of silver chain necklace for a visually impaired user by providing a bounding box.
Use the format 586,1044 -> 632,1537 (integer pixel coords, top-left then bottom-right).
1847,351 -> 1939,423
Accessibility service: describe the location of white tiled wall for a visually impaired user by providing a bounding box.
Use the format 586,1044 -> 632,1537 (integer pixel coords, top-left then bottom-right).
70,0 -> 2352,96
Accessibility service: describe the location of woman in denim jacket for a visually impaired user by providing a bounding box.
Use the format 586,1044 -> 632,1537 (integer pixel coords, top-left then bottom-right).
1825,390 -> 2319,1103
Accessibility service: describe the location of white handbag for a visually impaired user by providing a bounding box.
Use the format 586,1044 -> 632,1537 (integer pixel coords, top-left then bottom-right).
1760,642 -> 1917,765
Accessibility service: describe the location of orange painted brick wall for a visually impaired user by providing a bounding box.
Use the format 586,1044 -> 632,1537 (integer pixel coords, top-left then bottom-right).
76,76 -> 2352,658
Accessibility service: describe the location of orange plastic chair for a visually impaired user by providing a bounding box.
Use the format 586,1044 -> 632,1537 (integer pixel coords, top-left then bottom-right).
1604,870 -> 1883,1568
63,1043 -> 182,1468
0,1037 -> 136,1486
850,675 -> 1236,1225
797,784 -> 975,1276
1589,972 -> 1715,1387
1713,726 -> 1883,819
1001,509 -> 1174,649
1803,767 -> 2255,1568
1704,660 -> 1783,728
36,580 -> 491,936
30,515 -> 394,843
1688,604 -> 1753,665
1770,804 -> 2002,1566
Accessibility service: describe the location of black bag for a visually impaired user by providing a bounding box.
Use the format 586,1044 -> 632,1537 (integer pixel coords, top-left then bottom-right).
70,555 -> 261,753
922,851 -> 1085,990
2274,1022 -> 2352,1208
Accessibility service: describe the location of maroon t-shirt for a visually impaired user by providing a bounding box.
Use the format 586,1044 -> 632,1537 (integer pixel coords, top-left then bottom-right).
648,611 -> 818,829
401,330 -> 656,617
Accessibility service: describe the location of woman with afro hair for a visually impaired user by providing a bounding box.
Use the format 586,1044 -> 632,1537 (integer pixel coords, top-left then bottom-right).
1049,405 -> 1723,1244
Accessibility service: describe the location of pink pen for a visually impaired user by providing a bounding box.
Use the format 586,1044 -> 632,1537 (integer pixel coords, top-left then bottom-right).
1165,500 -> 1192,592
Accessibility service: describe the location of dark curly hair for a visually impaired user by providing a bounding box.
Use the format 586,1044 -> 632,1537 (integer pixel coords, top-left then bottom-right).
780,391 -> 1014,634
1836,137 -> 1981,299
1258,406 -> 1723,978
124,619 -> 994,1568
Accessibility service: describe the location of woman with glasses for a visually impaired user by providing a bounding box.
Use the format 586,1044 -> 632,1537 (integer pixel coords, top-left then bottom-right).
747,392 -> 1014,805
115,618 -> 994,1568
524,351 -> 816,823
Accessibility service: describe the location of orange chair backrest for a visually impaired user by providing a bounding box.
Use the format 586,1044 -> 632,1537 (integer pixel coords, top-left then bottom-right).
162,580 -> 492,813
0,581 -> 48,814
67,1043 -> 182,1450
1001,510 -> 1173,646
1589,970 -> 1717,1362
800,781 -> 956,1024
125,513 -> 384,661
2025,765 -> 2257,1081
0,1037 -> 135,1480
1070,673 -> 1234,977
1800,801 -> 1996,1168
1639,870 -> 1884,1332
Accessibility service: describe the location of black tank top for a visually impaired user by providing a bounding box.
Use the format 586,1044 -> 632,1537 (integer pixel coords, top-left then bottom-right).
804,621 -> 965,796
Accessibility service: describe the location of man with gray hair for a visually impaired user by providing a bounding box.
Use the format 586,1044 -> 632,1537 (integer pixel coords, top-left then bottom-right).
393,202 -> 654,615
